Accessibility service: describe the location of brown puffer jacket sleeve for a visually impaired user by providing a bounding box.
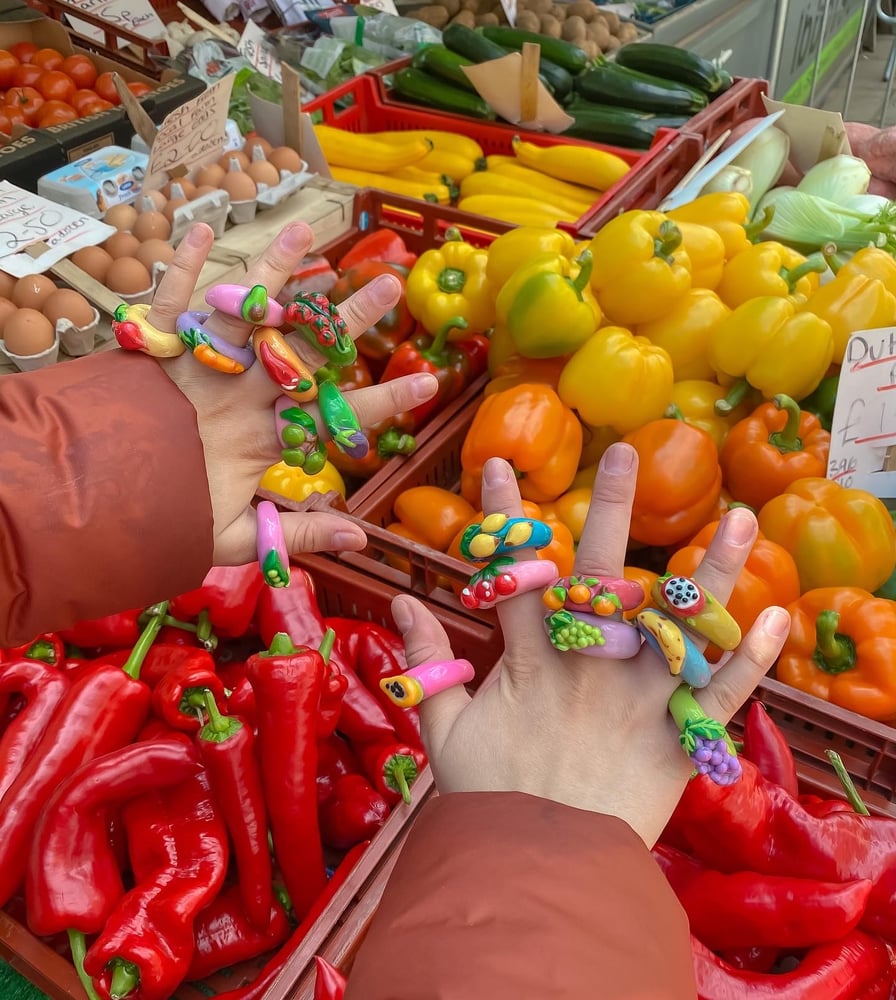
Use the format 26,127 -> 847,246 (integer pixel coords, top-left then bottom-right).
0,351 -> 214,646
346,792 -> 696,999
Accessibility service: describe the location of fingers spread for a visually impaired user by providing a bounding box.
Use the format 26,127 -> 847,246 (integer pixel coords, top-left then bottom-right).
574,443 -> 638,578
147,223 -> 215,333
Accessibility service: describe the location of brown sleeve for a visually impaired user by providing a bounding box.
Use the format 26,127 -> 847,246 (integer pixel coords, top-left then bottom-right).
346,792 -> 696,999
0,351 -> 214,646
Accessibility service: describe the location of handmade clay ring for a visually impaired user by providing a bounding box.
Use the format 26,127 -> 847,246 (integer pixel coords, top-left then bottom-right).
542,575 -> 645,617
651,574 -> 741,650
317,379 -> 368,458
256,500 -> 290,589
112,303 -> 184,358
668,684 -> 742,787
282,292 -> 356,366
205,283 -> 286,326
544,609 -> 642,659
253,326 -> 318,402
274,396 -> 327,473
636,608 -> 712,689
176,311 -> 256,374
460,514 -> 553,563
379,658 -> 476,708
460,558 -> 559,611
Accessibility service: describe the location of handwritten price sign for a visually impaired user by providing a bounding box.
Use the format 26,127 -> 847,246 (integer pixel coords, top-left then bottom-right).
63,0 -> 166,45
238,20 -> 283,82
146,76 -> 235,188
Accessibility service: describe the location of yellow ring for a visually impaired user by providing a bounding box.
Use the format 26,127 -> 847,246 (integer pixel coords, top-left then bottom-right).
112,304 -> 185,358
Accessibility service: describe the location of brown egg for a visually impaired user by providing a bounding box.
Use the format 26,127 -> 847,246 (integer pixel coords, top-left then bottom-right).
194,163 -> 225,188
0,296 -> 17,335
245,135 -> 273,159
193,185 -> 218,200
103,232 -> 142,259
72,245 -> 114,282
11,274 -> 57,310
163,198 -> 189,224
222,170 -> 257,203
43,289 -> 97,330
165,179 -> 196,201
133,211 -> 172,242
247,158 -> 281,189
105,258 -> 153,296
0,271 -> 15,299
3,308 -> 56,356
220,151 -> 249,172
268,146 -> 303,175
104,203 -> 138,232
138,190 -> 168,213
135,239 -> 176,272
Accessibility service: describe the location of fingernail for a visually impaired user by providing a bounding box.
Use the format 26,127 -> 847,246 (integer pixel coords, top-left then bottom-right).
186,224 -> 209,247
483,457 -> 511,486
762,607 -> 790,640
599,443 -> 634,474
280,222 -> 309,252
412,373 -> 438,402
721,508 -> 756,547
369,274 -> 400,308
392,597 -> 413,632
332,530 -> 364,551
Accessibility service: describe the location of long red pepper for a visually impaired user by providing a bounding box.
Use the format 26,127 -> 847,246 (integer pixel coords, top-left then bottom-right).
317,735 -> 362,805
356,739 -> 426,806
329,629 -> 404,748
314,957 -> 347,1000
0,658 -> 69,801
25,736 -> 201,937
169,564 -> 264,639
319,774 -> 389,851
59,609 -> 143,649
741,702 -> 799,798
151,658 -> 228,732
83,769 -> 229,1000
247,631 -> 330,920
0,603 -> 167,907
256,567 -> 325,649
715,948 -> 780,973
140,644 -> 217,689
196,690 -> 274,932
0,632 -> 66,668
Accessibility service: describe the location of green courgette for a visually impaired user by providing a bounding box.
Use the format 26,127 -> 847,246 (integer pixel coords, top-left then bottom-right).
392,67 -> 496,121
479,26 -> 588,74
562,95 -> 689,149
412,45 -> 477,92
574,62 -> 707,115
441,23 -> 564,97
614,42 -> 733,95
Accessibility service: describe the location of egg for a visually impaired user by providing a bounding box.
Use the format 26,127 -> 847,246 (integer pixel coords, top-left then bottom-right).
135,239 -> 176,272
222,170 -> 257,203
72,246 -> 114,283
268,146 -> 303,175
220,151 -> 249,172
3,308 -> 56,356
43,289 -> 97,331
11,274 -> 57,310
133,211 -> 172,242
165,179 -> 196,201
104,203 -> 138,232
192,185 -> 218,200
194,163 -> 225,188
105,258 -> 152,296
0,296 -> 17,335
0,271 -> 15,299
103,232 -> 141,259
138,190 -> 168,213
245,136 -> 273,159
163,198 -> 189,224
247,158 -> 281,189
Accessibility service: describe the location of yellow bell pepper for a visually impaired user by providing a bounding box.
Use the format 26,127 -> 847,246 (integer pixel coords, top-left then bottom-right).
572,462 -> 599,490
540,487 -> 591,543
487,321 -> 517,376
837,246 -> 896,294
259,460 -> 346,503
406,228 -> 494,336
800,270 -> 896,364
675,221 -> 726,290
579,422 -> 620,467
588,210 -> 692,326
716,241 -> 827,309
666,379 -> 749,451
558,326 -> 674,434
667,192 -> 760,260
636,288 -> 730,382
485,226 -> 576,289
710,296 -> 834,402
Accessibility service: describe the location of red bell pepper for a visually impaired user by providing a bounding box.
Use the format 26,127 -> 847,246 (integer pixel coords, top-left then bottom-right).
319,773 -> 389,851
314,957 -> 347,1000
356,739 -> 426,806
315,354 -> 375,394
186,885 -> 290,982
691,930 -> 893,999
741,701 -> 799,798
25,736 -> 200,938
325,414 -> 417,480
280,254 -> 339,301
0,658 -> 69,802
652,842 -> 872,950
83,769 -> 229,1000
0,603 -> 166,909
197,691 -> 274,932
140,644 -> 217,689
151,657 -> 228,732
317,734 -> 362,805
336,229 -> 417,273
169,564 -> 264,640
0,632 -> 65,667
247,632 -> 329,919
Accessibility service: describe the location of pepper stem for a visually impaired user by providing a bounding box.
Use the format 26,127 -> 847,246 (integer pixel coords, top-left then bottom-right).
384,754 -> 419,805
825,749 -> 871,816
150,613 -> 219,651
769,395 -> 804,453
264,632 -> 299,657
203,689 -> 230,735
781,252 -> 827,291
664,403 -> 685,422
421,315 -> 469,364
714,378 -> 750,415
654,220 -> 683,262
319,627 -> 335,665
121,602 -> 168,680
68,930 -> 102,1000
23,639 -> 57,664
108,960 -> 140,1000
813,610 -> 857,674
570,250 -> 593,296
743,205 -> 774,241
377,428 -> 416,457
437,268 -> 466,294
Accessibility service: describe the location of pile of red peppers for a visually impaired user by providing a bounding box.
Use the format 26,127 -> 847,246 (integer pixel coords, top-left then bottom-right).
660,702 -> 896,997
0,563 -> 426,1000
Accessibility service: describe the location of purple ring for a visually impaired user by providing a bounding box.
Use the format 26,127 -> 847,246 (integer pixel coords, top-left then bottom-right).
176,311 -> 257,370
544,609 -> 643,659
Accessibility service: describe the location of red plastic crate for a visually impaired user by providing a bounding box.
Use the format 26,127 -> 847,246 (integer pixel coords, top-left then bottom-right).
684,77 -> 770,147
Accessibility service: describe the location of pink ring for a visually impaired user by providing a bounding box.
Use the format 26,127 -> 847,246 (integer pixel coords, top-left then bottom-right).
379,659 -> 475,708
205,284 -> 286,326
256,500 -> 290,588
460,559 -> 559,610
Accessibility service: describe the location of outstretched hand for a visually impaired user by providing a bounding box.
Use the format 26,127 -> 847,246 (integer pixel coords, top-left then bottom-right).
145,221 -> 437,566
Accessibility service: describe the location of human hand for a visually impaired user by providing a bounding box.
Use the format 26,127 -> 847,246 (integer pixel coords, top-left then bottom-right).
392,444 -> 791,846
144,221 -> 437,566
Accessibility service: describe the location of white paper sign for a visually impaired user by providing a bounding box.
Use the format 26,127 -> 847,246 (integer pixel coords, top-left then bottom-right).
0,182 -> 114,277
238,20 -> 283,82
362,0 -> 400,14
146,76 -> 235,189
64,0 -> 166,47
827,327 -> 896,492
499,0 -> 516,26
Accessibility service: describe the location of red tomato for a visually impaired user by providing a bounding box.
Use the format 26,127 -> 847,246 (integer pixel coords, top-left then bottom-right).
0,50 -> 19,89
12,62 -> 42,88
9,42 -> 37,64
70,87 -> 100,114
36,70 -> 76,104
60,54 -> 97,89
32,48 -> 64,72
2,103 -> 25,128
79,97 -> 114,116
93,72 -> 121,105
0,110 -> 12,135
126,81 -> 152,97
36,100 -> 77,127
4,86 -> 43,124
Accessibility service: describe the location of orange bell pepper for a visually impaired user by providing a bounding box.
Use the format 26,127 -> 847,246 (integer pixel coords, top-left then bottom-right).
460,383 -> 583,505
393,486 -> 476,551
778,587 -> 896,721
668,520 -> 800,661
485,354 -> 568,396
758,478 -> 896,593
623,418 -> 722,546
720,395 -> 831,511
622,565 -> 658,620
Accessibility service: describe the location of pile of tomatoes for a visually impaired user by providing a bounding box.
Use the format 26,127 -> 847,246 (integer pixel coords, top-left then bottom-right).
0,42 -> 153,134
